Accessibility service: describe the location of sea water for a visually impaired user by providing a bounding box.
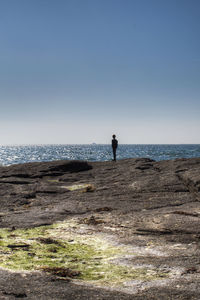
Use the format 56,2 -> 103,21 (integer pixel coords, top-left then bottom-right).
0,144 -> 200,166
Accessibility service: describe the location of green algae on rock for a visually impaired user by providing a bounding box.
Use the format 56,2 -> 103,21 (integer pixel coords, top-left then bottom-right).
0,220 -> 169,286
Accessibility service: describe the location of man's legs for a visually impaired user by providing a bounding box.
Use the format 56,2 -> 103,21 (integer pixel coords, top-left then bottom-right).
113,148 -> 116,161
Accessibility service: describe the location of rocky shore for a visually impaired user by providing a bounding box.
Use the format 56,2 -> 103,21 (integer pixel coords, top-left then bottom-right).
0,157 -> 200,299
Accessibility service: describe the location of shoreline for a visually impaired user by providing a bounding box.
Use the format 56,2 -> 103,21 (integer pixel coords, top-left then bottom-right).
1,144 -> 200,167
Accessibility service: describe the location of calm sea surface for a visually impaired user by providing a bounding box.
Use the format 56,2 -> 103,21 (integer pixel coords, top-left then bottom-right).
0,144 -> 200,166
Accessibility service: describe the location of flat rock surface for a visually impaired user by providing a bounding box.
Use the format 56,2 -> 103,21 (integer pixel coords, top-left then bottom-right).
0,158 -> 200,299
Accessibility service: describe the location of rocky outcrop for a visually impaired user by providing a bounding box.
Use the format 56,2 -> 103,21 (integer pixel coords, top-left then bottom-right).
0,158 -> 200,299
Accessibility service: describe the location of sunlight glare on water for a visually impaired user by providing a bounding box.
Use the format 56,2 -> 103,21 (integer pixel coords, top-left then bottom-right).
0,144 -> 200,166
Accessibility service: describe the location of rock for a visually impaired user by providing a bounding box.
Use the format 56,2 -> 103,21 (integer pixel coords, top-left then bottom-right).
0,157 -> 200,299
0,160 -> 92,179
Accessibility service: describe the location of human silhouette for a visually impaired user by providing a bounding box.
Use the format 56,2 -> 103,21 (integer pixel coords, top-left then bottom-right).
112,134 -> 118,161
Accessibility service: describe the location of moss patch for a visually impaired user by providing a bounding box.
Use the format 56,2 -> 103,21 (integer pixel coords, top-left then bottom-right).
0,220 -> 169,286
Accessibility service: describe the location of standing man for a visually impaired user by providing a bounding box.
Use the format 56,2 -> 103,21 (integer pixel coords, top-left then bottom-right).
112,134 -> 118,161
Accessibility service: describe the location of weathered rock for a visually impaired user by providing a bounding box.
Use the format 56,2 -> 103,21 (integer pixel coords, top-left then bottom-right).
0,157 -> 200,299
0,160 -> 92,179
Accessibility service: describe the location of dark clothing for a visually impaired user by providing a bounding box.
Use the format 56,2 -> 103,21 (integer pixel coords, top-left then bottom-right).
112,138 -> 118,161
112,147 -> 117,161
112,139 -> 118,149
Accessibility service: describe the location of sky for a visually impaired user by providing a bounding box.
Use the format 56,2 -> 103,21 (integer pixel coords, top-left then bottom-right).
0,0 -> 199,144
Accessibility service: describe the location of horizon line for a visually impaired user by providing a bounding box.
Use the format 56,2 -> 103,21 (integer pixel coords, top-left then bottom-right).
0,143 -> 199,146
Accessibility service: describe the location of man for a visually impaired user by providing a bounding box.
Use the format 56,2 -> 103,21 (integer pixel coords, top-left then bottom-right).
112,134 -> 118,161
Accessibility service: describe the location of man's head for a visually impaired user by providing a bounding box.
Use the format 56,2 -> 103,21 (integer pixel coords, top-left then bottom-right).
112,134 -> 116,139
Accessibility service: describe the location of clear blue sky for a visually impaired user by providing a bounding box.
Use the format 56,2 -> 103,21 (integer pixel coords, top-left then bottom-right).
0,0 -> 199,144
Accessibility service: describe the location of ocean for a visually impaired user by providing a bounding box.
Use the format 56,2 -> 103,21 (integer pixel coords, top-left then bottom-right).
0,144 -> 200,166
